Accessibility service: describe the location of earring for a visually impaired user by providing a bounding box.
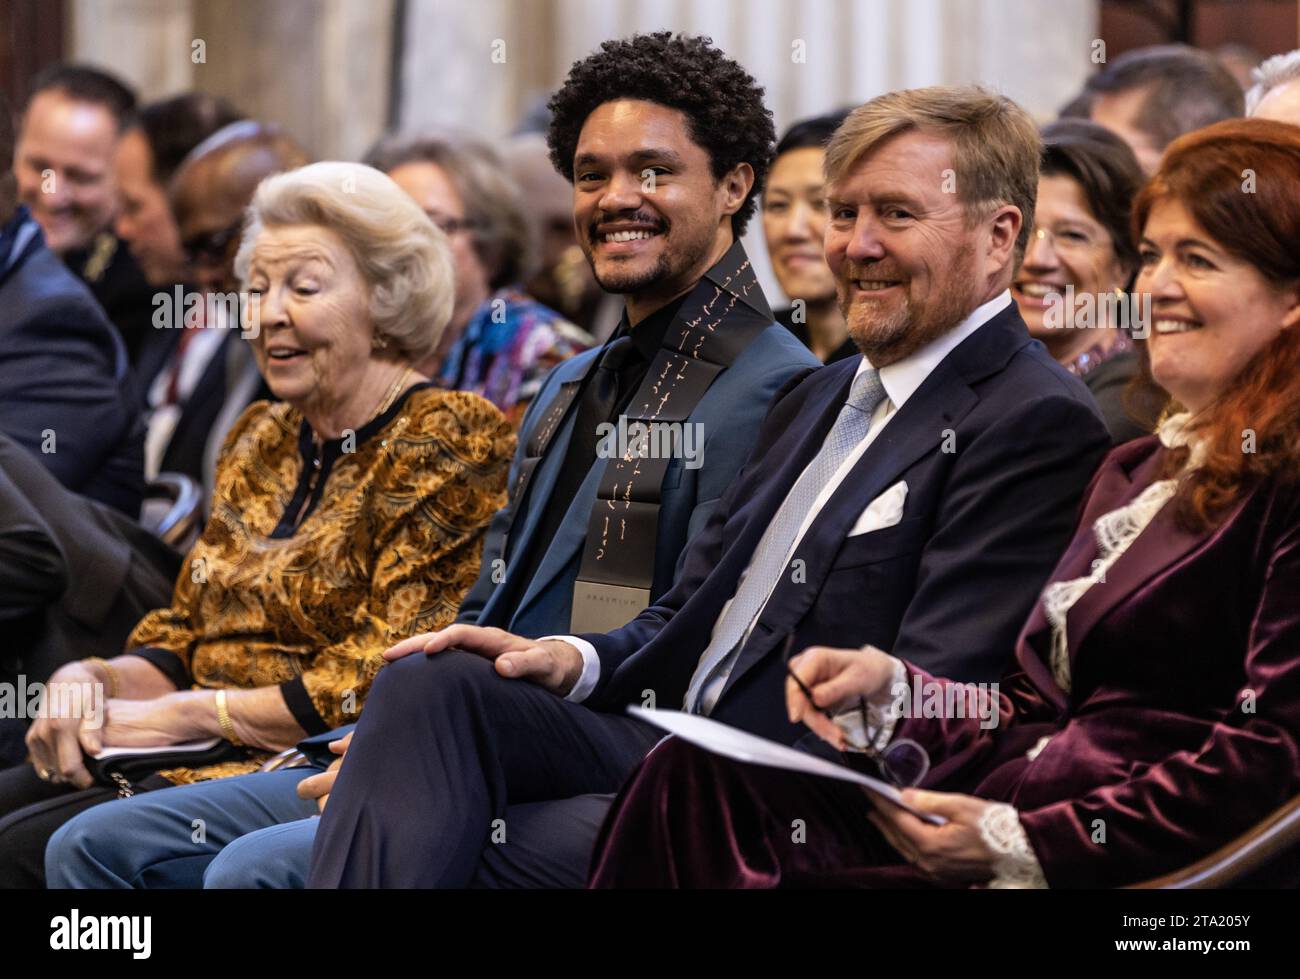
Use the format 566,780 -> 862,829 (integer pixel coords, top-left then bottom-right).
371,333 -> 390,351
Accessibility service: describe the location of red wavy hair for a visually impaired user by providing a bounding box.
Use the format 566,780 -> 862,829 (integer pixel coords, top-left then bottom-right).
1131,119 -> 1300,530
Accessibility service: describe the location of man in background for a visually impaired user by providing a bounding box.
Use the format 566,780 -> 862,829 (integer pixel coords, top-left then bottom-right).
1061,44 -> 1243,173
0,93 -> 144,516
12,64 -> 156,366
113,93 -> 246,482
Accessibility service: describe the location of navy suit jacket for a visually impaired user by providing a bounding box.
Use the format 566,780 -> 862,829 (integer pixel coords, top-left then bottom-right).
457,319 -> 819,638
159,330 -> 268,492
0,434 -> 177,766
0,227 -> 145,516
578,301 -> 1113,743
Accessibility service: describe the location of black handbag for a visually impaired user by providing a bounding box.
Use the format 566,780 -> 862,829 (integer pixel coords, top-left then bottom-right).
83,739 -> 248,797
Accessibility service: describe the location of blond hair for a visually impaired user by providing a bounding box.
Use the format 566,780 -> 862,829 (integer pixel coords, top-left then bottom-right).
824,86 -> 1040,262
234,161 -> 455,362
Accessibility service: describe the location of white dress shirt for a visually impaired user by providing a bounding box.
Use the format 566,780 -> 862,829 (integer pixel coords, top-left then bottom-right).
552,290 -> 1014,706
142,322 -> 227,480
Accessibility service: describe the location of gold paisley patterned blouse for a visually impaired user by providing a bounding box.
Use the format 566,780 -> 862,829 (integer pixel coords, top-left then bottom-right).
125,384 -> 513,782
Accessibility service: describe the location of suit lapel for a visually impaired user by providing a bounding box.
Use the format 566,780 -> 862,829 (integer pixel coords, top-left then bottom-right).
1015,443 -> 1232,702
478,369 -> 585,624
1013,454 -> 1137,709
1062,460 -> 1230,667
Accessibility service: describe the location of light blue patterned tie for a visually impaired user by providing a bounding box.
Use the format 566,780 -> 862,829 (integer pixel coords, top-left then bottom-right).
683,368 -> 887,713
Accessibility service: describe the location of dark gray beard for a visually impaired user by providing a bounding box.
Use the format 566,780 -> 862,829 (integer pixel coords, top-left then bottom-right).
592,250 -> 675,295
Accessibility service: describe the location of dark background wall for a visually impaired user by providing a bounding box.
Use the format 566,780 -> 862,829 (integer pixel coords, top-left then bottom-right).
1102,0 -> 1298,56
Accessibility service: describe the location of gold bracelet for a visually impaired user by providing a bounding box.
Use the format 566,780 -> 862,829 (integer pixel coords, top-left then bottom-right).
83,657 -> 119,699
214,689 -> 244,746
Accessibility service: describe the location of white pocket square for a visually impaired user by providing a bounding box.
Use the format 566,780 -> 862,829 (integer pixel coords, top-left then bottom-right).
848,480 -> 908,536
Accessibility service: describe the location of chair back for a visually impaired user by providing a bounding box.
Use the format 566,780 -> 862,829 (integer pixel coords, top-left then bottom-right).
1130,795 -> 1300,888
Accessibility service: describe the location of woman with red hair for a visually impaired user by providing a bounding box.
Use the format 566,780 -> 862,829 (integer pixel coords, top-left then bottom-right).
588,118 -> 1300,889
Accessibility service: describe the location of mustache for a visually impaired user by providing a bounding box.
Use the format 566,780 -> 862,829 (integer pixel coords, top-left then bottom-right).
841,262 -> 906,281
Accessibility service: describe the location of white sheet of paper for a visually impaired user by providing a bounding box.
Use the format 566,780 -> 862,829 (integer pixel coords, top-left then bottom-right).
93,737 -> 222,760
628,707 -> 945,825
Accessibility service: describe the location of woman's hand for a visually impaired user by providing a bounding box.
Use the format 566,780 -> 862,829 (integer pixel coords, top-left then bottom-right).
296,730 -> 352,812
97,693 -> 207,749
25,661 -> 111,789
867,789 -> 1001,883
785,645 -> 900,749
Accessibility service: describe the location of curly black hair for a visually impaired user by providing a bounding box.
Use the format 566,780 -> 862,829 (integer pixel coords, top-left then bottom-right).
546,32 -> 775,237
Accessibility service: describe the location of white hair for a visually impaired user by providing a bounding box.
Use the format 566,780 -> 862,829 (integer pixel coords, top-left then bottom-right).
234,161 -> 455,362
1246,49 -> 1300,116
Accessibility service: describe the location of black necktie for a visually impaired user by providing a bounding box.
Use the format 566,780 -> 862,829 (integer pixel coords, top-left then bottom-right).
583,336 -> 638,428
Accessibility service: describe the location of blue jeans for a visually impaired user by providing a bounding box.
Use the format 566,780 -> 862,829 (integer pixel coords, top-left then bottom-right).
46,768 -> 320,888
205,815 -> 320,888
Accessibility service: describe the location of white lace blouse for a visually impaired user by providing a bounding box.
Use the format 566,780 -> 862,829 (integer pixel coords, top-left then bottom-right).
852,414 -> 1201,888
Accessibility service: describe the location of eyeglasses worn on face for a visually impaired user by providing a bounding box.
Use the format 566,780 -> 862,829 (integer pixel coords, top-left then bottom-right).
183,219 -> 245,266
1029,224 -> 1105,256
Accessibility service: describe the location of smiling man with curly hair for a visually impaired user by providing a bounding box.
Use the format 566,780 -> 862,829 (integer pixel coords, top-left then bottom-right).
546,31 -> 774,233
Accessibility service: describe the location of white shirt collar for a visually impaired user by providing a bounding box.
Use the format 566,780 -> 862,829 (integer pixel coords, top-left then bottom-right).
852,289 -> 1013,410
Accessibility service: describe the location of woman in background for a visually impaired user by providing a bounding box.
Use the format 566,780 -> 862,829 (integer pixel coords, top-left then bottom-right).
762,111 -> 857,364
365,132 -> 592,427
1013,119 -> 1164,443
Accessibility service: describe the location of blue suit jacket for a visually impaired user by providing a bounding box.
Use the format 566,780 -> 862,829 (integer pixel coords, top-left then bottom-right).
578,302 -> 1113,743
0,223 -> 145,516
457,322 -> 819,638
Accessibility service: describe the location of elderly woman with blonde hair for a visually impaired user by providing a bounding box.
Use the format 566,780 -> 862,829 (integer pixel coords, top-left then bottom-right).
0,161 -> 514,887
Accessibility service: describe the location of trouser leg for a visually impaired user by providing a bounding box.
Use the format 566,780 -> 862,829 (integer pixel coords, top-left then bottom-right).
308,651 -> 659,888
470,793 -> 617,888
45,768 -> 318,888
203,815 -> 321,889
0,763 -> 115,888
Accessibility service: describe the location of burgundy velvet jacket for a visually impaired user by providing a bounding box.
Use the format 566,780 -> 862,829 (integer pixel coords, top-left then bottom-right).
894,436 -> 1300,887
